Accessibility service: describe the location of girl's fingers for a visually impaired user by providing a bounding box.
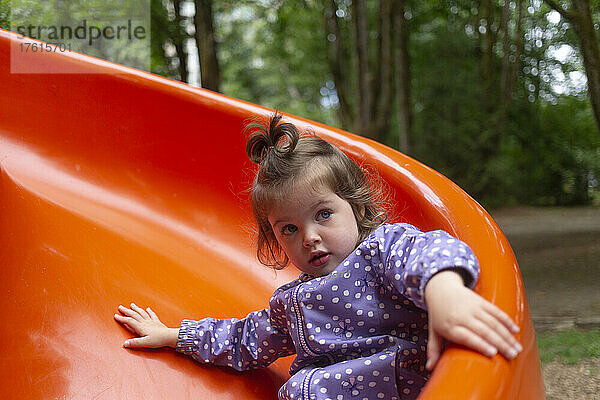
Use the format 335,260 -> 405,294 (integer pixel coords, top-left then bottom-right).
446,325 -> 498,358
130,303 -> 151,320
482,301 -> 519,333
114,314 -> 139,334
124,336 -> 153,349
476,310 -> 522,355
426,329 -> 444,370
118,304 -> 144,322
146,307 -> 161,323
467,316 -> 519,360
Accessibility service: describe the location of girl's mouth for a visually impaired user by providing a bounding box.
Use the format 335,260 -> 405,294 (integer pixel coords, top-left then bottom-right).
309,252 -> 330,267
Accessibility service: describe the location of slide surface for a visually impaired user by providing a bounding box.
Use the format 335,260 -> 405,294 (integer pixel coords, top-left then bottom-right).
0,29 -> 545,399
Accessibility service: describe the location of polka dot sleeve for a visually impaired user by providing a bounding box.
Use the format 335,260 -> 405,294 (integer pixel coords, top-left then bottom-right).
380,223 -> 480,310
175,302 -> 295,371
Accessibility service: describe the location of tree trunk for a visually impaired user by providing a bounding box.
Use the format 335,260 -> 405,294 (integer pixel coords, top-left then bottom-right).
172,0 -> 188,83
511,0 -> 524,87
544,0 -> 600,134
352,0 -> 373,138
325,0 -> 354,130
394,0 -> 411,153
571,0 -> 600,134
194,0 -> 221,92
373,0 -> 393,137
478,0 -> 496,107
499,0 -> 512,109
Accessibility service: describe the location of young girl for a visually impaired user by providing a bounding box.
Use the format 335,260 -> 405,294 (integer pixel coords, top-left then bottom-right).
114,113 -> 522,400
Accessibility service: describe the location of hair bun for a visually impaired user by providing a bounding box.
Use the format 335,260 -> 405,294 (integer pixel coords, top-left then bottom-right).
245,111 -> 299,164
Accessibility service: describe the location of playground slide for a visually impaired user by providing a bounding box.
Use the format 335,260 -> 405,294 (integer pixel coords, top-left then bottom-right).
0,28 -> 545,399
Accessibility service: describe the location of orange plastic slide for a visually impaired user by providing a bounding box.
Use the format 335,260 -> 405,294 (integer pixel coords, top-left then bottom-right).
0,29 -> 545,399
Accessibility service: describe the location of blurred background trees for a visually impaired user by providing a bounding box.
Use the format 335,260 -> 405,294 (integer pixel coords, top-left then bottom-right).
2,0 -> 598,208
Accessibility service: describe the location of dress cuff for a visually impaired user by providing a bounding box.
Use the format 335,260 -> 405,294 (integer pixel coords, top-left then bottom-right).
175,319 -> 197,355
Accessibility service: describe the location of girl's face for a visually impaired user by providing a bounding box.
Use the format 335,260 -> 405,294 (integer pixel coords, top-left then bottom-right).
267,184 -> 359,277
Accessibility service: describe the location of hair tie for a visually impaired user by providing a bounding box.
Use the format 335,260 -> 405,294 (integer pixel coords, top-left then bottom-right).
269,146 -> 275,149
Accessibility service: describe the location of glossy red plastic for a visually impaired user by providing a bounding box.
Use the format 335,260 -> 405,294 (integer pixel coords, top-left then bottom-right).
0,29 -> 545,399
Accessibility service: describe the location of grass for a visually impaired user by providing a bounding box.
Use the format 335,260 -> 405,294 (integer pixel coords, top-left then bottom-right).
537,328 -> 600,365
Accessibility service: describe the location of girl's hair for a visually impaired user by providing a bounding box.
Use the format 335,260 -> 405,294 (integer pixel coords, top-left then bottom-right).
245,112 -> 387,269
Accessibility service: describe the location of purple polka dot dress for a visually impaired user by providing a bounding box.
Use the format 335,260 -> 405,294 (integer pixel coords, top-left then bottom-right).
176,223 -> 479,400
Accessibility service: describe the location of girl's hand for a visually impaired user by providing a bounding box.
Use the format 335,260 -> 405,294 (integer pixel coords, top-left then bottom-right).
114,303 -> 179,349
424,271 -> 522,370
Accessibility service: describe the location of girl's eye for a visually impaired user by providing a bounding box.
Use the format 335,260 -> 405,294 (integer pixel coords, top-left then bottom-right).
317,210 -> 332,221
282,224 -> 297,235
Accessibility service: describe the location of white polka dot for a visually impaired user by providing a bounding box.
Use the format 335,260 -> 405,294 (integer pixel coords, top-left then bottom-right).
345,368 -> 353,374
332,297 -> 340,303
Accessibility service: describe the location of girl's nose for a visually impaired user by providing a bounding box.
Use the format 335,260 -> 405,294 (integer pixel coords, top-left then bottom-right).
303,230 -> 321,247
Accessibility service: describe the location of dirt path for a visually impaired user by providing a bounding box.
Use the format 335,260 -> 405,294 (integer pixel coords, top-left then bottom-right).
491,207 -> 600,331
543,358 -> 600,399
492,207 -> 600,399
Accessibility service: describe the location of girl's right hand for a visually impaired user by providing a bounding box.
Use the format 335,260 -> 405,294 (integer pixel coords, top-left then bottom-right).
114,303 -> 179,349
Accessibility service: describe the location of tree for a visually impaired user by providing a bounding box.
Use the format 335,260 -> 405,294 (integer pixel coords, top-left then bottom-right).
172,0 -> 189,83
325,0 -> 400,143
194,0 -> 220,91
544,0 -> 600,134
394,0 -> 412,153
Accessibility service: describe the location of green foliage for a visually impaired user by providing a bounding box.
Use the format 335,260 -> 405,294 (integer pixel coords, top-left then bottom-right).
410,10 -> 491,200
217,0 -> 335,123
492,97 -> 599,206
0,0 -> 10,30
150,0 -> 175,78
37,0 -> 593,208
537,328 -> 600,365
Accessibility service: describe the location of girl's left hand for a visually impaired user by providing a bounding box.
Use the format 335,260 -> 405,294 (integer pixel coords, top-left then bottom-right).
114,303 -> 179,349
424,271 -> 522,370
